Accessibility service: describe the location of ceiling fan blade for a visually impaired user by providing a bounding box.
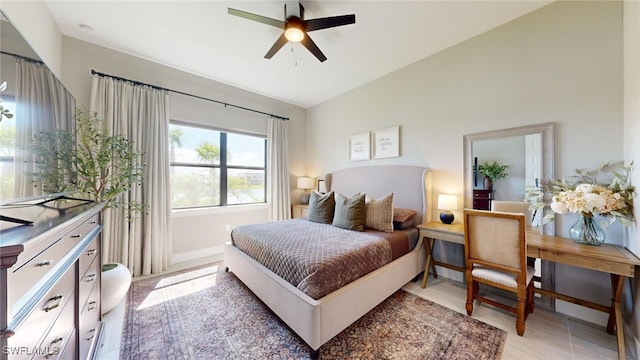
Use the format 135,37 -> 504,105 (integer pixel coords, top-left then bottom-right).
264,33 -> 289,59
304,14 -> 356,32
301,35 -> 327,62
228,8 -> 285,28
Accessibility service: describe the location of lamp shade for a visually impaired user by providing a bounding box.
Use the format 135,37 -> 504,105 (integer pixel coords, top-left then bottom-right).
297,176 -> 315,190
437,194 -> 458,211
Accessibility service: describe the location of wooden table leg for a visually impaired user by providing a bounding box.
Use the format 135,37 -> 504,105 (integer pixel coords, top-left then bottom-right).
421,237 -> 438,288
606,274 -> 626,360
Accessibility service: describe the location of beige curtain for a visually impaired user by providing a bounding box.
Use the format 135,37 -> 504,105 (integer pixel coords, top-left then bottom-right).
267,117 -> 290,221
90,76 -> 172,276
14,58 -> 74,198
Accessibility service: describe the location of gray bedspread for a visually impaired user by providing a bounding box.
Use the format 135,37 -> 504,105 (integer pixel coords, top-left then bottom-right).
231,219 -> 407,300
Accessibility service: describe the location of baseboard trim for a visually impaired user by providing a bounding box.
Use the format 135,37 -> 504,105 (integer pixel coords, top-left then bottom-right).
172,246 -> 224,265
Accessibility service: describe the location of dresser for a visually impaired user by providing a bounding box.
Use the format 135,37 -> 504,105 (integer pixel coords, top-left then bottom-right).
0,198 -> 104,360
472,189 -> 494,210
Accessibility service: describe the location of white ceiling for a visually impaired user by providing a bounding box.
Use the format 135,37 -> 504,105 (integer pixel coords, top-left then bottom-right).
44,1 -> 552,108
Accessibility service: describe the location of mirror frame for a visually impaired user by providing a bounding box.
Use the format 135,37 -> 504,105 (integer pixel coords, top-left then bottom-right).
463,122 -> 555,236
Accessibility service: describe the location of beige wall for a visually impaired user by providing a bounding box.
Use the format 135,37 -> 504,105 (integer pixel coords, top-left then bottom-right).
307,1 -> 623,325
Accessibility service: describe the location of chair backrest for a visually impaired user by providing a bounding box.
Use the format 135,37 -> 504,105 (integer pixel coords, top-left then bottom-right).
491,201 -> 533,227
464,209 -> 526,272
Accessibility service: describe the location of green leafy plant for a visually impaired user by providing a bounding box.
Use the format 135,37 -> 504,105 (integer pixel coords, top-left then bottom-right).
32,108 -> 146,218
75,108 -> 146,217
478,161 -> 509,181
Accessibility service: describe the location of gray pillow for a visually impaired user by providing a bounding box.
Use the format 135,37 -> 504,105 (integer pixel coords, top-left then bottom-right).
332,193 -> 366,231
307,191 -> 335,224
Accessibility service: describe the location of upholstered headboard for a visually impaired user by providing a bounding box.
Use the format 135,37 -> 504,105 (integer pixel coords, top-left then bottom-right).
327,165 -> 431,226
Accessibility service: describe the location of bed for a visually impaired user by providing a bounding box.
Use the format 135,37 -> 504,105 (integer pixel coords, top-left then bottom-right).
224,165 -> 431,354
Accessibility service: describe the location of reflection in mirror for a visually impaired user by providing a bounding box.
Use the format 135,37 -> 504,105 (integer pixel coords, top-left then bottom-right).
0,11 -> 77,206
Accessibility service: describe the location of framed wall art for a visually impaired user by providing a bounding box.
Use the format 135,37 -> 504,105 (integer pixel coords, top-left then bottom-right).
349,132 -> 371,161
373,126 -> 399,159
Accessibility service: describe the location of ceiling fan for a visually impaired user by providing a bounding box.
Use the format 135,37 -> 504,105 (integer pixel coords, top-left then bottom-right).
228,1 -> 356,62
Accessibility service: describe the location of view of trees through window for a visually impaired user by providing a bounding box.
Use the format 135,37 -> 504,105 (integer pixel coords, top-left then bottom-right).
169,122 -> 266,208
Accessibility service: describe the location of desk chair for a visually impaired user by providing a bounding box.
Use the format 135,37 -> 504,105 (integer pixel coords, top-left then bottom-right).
491,200 -> 533,226
463,209 -> 534,336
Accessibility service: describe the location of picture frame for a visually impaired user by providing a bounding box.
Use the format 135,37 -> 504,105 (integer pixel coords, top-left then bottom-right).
349,132 -> 370,161
373,126 -> 400,159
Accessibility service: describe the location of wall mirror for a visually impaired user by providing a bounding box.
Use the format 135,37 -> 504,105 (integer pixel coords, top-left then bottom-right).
463,122 -> 555,235
463,122 -> 555,309
0,11 -> 77,210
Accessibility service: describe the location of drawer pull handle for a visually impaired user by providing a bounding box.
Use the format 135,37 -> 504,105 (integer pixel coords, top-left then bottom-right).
44,295 -> 63,312
36,260 -> 53,267
88,301 -> 97,311
51,337 -> 63,344
85,273 -> 96,282
89,221 -> 97,224
86,249 -> 97,256
70,234 -> 82,238
86,328 -> 96,341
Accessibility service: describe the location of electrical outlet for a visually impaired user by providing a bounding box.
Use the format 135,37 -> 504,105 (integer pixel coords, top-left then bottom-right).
225,224 -> 230,231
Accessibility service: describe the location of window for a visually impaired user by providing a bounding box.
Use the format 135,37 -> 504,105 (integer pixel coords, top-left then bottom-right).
169,122 -> 266,209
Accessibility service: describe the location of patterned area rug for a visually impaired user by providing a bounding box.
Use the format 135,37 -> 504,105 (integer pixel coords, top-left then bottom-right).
120,263 -> 506,359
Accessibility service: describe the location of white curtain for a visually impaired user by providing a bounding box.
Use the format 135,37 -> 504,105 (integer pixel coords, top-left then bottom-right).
267,117 -> 291,221
90,76 -> 172,276
14,58 -> 74,198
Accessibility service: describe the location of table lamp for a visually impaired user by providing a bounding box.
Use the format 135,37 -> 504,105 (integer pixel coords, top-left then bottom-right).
297,176 -> 315,204
437,194 -> 458,224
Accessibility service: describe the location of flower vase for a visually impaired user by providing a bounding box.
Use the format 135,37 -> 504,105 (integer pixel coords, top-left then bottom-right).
569,213 -> 605,246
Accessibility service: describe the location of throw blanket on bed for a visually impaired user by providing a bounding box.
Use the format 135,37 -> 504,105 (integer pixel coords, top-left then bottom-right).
231,219 -> 409,300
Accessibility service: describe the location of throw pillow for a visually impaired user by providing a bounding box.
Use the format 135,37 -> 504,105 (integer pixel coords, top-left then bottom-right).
394,208 -> 417,223
332,193 -> 366,231
364,193 -> 394,232
307,191 -> 335,224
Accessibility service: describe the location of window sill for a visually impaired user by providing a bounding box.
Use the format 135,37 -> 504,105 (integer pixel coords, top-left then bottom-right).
172,203 -> 268,218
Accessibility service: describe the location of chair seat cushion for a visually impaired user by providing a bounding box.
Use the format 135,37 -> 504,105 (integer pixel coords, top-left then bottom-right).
472,265 -> 535,288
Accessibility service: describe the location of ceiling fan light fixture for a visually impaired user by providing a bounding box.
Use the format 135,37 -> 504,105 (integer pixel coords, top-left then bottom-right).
284,23 -> 305,42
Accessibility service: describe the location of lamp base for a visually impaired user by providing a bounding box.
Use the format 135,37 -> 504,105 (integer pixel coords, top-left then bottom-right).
439,211 -> 454,224
300,192 -> 310,205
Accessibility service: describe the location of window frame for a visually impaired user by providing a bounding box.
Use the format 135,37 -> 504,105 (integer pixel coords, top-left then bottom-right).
169,120 -> 267,209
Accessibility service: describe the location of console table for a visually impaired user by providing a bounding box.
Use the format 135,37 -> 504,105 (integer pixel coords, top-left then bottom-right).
417,221 -> 640,360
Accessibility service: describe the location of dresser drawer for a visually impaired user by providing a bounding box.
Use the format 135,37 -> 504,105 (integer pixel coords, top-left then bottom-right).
55,329 -> 76,360
8,215 -> 99,307
78,235 -> 99,279
31,296 -> 75,360
78,256 -> 99,310
6,268 -> 75,359
79,285 -> 101,360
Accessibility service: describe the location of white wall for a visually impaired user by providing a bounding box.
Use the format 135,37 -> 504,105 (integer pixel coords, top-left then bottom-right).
1,1 -> 63,77
59,37 -> 308,264
623,0 -> 640,356
307,1 -> 623,325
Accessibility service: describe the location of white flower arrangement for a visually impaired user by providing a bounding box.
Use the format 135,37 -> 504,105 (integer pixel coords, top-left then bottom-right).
525,162 -> 636,226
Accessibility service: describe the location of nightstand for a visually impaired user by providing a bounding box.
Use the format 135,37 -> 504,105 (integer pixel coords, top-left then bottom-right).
417,222 -> 465,288
292,204 -> 309,219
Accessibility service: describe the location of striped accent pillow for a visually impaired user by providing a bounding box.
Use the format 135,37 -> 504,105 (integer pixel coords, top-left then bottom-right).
332,193 -> 366,231
365,193 -> 394,233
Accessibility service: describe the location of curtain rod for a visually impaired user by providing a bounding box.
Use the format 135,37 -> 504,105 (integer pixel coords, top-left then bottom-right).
90,69 -> 289,121
0,51 -> 43,64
